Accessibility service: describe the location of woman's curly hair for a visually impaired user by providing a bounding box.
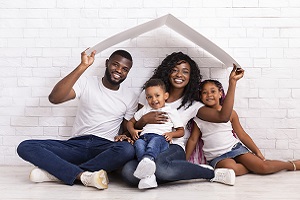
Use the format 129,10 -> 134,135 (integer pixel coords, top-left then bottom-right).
143,52 -> 202,110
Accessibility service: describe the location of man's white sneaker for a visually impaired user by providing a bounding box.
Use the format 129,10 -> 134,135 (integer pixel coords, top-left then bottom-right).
133,157 -> 156,179
138,174 -> 158,189
80,170 -> 109,190
211,168 -> 235,186
29,167 -> 60,183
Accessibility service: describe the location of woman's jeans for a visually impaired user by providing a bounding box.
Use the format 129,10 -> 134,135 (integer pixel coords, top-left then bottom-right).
17,135 -> 135,185
134,133 -> 169,161
122,144 -> 215,186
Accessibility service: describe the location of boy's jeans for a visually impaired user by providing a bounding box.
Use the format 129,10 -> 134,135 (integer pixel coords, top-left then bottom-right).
134,133 -> 169,161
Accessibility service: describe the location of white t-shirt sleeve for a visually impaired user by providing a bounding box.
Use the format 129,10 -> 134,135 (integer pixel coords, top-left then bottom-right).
73,76 -> 88,99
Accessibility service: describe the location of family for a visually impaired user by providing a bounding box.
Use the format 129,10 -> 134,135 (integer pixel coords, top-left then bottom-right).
17,47 -> 300,190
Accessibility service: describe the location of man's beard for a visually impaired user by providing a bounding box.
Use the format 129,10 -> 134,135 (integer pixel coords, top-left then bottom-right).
105,68 -> 125,85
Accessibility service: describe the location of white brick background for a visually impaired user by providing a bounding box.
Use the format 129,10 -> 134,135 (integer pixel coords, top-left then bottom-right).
1,0 -> 300,165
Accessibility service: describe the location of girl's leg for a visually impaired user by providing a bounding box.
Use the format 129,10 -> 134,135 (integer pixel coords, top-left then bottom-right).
216,158 -> 250,176
235,153 -> 300,175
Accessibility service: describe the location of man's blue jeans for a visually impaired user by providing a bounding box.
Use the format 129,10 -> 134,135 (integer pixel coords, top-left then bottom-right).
134,133 -> 169,161
17,135 -> 135,185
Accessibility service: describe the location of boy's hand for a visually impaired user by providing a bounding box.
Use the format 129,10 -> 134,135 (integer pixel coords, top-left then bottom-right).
163,132 -> 173,142
130,129 -> 142,141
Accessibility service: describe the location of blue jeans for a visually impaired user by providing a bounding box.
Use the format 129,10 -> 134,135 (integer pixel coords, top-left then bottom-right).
17,135 -> 135,185
122,144 -> 215,186
134,133 -> 169,161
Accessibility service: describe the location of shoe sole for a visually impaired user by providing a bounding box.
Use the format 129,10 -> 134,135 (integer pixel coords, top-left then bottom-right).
138,178 -> 158,189
133,160 -> 156,179
94,170 -> 109,189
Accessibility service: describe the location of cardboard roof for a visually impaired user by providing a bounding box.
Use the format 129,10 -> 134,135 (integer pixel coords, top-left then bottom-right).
86,14 -> 239,68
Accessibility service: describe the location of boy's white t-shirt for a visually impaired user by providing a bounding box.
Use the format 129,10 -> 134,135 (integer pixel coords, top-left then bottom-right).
72,76 -> 138,141
134,104 -> 183,136
139,91 -> 204,150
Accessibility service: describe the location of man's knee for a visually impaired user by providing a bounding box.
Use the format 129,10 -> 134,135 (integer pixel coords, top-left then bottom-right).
17,140 -> 35,159
116,141 -> 135,159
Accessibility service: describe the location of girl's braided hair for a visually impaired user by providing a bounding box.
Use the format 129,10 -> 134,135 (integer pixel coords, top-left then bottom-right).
199,79 -> 226,105
143,52 -> 202,110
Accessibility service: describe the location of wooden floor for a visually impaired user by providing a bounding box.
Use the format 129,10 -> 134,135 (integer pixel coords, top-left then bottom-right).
2,165 -> 300,200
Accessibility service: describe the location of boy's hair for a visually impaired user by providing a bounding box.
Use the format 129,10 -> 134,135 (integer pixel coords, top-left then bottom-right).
199,79 -> 226,105
144,78 -> 166,92
109,49 -> 132,62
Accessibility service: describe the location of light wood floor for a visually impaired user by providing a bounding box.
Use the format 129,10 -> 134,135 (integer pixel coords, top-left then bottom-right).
2,165 -> 300,200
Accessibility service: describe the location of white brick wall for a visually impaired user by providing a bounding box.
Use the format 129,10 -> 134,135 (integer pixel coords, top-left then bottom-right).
1,0 -> 300,165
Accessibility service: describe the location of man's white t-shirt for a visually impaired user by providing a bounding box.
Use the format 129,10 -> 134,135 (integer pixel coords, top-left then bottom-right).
72,76 -> 138,141
134,104 -> 183,136
139,91 -> 203,150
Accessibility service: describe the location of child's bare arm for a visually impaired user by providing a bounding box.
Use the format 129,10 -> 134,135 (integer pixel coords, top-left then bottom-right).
185,123 -> 201,160
163,127 -> 184,142
127,118 -> 142,141
231,110 -> 265,160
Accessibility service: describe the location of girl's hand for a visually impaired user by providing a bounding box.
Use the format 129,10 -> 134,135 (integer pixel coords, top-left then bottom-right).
255,151 -> 266,161
229,63 -> 244,82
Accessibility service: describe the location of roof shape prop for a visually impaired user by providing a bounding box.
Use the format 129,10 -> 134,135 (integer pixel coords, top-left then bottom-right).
86,14 -> 239,68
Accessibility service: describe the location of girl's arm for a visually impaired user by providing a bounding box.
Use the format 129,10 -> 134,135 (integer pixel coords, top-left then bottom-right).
231,110 -> 265,160
185,122 -> 202,160
197,64 -> 244,123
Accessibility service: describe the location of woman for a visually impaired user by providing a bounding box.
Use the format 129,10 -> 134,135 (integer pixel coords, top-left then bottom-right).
120,52 -> 244,189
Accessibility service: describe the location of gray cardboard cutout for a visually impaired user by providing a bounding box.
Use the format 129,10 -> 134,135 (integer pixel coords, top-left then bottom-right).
86,14 -> 240,68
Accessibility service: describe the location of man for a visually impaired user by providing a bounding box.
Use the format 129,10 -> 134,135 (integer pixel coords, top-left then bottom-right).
17,49 -> 138,190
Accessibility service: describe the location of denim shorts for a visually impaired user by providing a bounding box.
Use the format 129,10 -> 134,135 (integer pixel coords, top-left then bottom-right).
208,142 -> 250,168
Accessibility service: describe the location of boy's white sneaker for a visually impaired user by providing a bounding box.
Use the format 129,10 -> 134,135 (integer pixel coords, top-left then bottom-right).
80,170 -> 109,190
29,167 -> 60,183
138,174 -> 158,189
211,168 -> 235,186
133,157 -> 156,179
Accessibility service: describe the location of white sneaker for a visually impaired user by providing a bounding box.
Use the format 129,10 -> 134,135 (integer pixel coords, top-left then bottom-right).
211,168 -> 235,186
133,157 -> 156,179
138,174 -> 158,189
29,167 -> 60,183
80,170 -> 109,190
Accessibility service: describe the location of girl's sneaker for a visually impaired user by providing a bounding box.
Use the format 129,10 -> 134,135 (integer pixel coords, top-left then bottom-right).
211,168 -> 235,186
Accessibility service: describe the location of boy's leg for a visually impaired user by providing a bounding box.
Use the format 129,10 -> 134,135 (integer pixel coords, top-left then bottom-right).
144,134 -> 168,160
134,138 -> 147,162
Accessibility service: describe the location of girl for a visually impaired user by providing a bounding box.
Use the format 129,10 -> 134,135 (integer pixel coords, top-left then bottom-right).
186,79 -> 300,176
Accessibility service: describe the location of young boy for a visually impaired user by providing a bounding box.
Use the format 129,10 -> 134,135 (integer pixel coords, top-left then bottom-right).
127,78 -> 184,189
